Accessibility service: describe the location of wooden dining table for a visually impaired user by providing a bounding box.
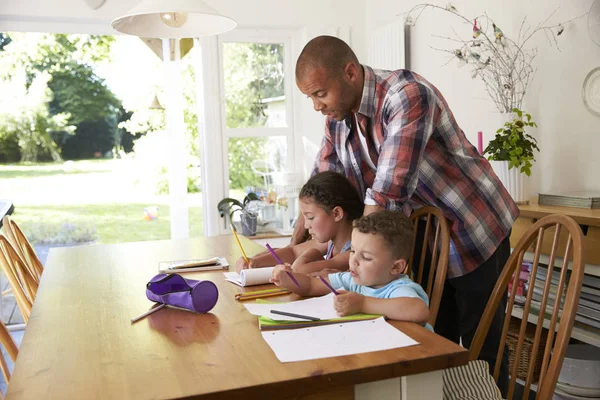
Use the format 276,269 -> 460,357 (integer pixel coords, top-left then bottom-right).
6,235 -> 468,400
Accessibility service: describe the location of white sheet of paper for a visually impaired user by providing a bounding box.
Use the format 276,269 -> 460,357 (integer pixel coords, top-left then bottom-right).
261,317 -> 419,362
223,267 -> 274,287
244,293 -> 339,321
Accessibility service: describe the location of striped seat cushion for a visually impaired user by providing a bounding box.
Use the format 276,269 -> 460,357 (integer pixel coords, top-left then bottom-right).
443,360 -> 502,400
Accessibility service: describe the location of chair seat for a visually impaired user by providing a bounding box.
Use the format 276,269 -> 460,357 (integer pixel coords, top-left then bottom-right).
443,360 -> 502,400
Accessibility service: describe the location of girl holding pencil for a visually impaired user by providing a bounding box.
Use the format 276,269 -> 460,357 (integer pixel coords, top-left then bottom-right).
235,171 -> 363,276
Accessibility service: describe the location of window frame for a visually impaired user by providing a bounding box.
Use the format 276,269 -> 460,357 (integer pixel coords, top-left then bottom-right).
216,28 -> 297,233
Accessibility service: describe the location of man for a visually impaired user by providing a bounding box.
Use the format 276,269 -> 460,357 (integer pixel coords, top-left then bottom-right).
292,35 -> 518,394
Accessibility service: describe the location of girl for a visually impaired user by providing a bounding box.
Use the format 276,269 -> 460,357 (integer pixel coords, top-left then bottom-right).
235,171 -> 363,275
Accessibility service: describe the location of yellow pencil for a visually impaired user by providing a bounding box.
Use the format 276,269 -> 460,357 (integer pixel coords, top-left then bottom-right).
231,226 -> 249,263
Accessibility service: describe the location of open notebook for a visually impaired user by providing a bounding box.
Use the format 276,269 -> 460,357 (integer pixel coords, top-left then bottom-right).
224,267 -> 274,287
244,293 -> 381,330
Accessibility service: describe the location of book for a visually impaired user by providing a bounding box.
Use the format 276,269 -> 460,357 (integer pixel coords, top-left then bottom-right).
538,191 -> 600,209
245,294 -> 382,331
158,257 -> 229,273
223,267 -> 274,287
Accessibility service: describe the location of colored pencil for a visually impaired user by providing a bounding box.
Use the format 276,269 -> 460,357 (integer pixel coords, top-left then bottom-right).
235,291 -> 290,301
319,276 -> 340,295
231,226 -> 249,263
265,243 -> 301,288
270,309 -> 320,321
131,303 -> 166,324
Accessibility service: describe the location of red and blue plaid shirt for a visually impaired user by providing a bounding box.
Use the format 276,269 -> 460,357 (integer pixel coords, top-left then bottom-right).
312,66 -> 519,278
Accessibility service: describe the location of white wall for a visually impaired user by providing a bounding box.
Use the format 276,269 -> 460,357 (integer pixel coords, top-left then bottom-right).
367,0 -> 600,196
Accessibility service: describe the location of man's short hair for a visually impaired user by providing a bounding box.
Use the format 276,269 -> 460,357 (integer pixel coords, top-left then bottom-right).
353,210 -> 415,260
296,35 -> 359,81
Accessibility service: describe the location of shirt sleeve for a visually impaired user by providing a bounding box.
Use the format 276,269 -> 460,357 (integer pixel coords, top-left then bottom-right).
366,82 -> 439,210
311,118 -> 345,177
327,272 -> 352,291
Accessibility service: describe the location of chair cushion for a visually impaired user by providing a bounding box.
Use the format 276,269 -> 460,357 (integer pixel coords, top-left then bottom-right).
443,360 -> 502,400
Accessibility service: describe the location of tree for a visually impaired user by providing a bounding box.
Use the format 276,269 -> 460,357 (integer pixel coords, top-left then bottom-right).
0,71 -> 74,162
0,33 -> 122,160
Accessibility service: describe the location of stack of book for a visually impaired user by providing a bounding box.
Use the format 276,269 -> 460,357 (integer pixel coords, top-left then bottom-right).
538,192 -> 600,209
528,264 -> 600,329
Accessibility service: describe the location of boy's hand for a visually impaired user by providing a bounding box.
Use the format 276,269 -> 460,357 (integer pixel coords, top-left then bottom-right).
308,268 -> 340,278
270,263 -> 293,287
333,290 -> 364,316
235,257 -> 257,273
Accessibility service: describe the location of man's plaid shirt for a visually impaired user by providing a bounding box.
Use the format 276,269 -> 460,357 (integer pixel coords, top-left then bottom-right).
312,65 -> 519,278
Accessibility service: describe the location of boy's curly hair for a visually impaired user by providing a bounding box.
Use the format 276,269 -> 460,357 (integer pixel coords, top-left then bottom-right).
353,210 -> 414,260
299,171 -> 364,221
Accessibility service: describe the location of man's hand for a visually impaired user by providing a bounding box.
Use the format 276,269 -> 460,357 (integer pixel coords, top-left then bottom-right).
363,204 -> 383,215
289,213 -> 309,245
333,290 -> 364,316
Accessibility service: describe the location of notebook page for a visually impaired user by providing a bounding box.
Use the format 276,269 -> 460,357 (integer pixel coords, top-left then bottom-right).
262,317 -> 419,362
224,267 -> 274,287
244,293 -> 339,321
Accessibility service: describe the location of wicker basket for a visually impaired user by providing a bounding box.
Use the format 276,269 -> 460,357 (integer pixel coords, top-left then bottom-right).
506,317 -> 548,381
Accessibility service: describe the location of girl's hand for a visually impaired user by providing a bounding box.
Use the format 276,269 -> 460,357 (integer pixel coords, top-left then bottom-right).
333,290 -> 364,316
235,257 -> 257,273
270,263 -> 293,287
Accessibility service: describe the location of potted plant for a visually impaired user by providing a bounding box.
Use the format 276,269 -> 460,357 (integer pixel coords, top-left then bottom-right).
217,192 -> 262,236
483,108 -> 539,203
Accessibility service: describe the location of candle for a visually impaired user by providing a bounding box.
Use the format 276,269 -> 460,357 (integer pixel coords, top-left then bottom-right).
477,131 -> 483,154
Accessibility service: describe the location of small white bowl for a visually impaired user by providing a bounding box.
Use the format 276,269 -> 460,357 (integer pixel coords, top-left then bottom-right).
558,344 -> 600,390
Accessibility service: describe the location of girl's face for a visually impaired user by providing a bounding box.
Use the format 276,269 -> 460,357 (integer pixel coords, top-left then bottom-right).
300,197 -> 338,243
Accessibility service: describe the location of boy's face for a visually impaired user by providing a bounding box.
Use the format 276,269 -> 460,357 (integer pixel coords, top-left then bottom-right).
348,230 -> 406,288
299,198 -> 338,243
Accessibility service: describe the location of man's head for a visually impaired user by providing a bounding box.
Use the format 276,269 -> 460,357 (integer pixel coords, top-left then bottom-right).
295,36 -> 364,121
349,211 -> 415,287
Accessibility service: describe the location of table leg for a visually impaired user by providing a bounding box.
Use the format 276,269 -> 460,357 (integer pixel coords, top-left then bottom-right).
354,370 -> 443,400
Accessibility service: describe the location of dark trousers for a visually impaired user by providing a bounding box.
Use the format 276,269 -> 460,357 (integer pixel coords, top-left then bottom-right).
413,221 -> 510,397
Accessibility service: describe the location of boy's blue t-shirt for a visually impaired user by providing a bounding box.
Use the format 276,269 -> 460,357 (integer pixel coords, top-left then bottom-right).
328,271 -> 434,332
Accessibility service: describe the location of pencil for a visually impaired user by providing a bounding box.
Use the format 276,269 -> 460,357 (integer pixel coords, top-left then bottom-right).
270,309 -> 320,321
131,303 -> 166,324
265,243 -> 301,288
238,288 -> 291,296
231,226 -> 249,263
319,276 -> 340,295
235,291 -> 290,301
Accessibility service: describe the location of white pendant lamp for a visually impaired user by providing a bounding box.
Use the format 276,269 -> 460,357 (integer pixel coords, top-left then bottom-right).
111,0 -> 237,38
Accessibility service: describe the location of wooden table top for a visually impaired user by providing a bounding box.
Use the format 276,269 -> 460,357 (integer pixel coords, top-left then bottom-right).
6,236 -> 468,400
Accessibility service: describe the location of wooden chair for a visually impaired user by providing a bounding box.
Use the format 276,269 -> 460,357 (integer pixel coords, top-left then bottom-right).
2,216 -> 43,283
0,235 -> 38,324
408,206 -> 451,326
0,320 -> 18,383
467,214 -> 585,399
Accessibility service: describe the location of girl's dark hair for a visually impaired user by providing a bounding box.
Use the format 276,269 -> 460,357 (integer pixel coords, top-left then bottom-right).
299,171 -> 363,220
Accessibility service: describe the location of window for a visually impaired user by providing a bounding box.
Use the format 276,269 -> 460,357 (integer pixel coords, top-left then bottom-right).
217,30 -> 296,225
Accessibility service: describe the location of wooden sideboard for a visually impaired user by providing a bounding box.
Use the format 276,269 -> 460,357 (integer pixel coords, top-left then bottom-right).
510,203 -> 600,276
509,203 -> 600,348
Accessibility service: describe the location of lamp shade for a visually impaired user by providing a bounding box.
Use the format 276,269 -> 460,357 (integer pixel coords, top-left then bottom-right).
111,0 -> 237,38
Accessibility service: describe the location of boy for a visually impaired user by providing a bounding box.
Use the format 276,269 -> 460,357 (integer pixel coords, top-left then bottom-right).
271,210 -> 432,329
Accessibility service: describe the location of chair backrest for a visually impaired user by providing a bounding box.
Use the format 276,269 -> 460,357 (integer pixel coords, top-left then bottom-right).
2,216 -> 43,282
469,214 -> 585,400
0,234 -> 38,323
0,319 -> 18,383
408,206 -> 451,326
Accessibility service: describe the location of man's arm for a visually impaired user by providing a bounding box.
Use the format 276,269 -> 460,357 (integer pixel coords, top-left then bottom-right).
367,82 -> 439,210
363,204 -> 383,215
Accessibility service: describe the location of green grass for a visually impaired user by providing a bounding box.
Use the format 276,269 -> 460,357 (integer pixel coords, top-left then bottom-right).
1,159 -> 205,244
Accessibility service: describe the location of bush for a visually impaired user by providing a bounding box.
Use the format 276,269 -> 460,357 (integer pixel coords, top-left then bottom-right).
26,220 -> 98,245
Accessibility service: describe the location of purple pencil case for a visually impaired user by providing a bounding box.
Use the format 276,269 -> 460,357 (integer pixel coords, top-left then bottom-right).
146,273 -> 218,313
